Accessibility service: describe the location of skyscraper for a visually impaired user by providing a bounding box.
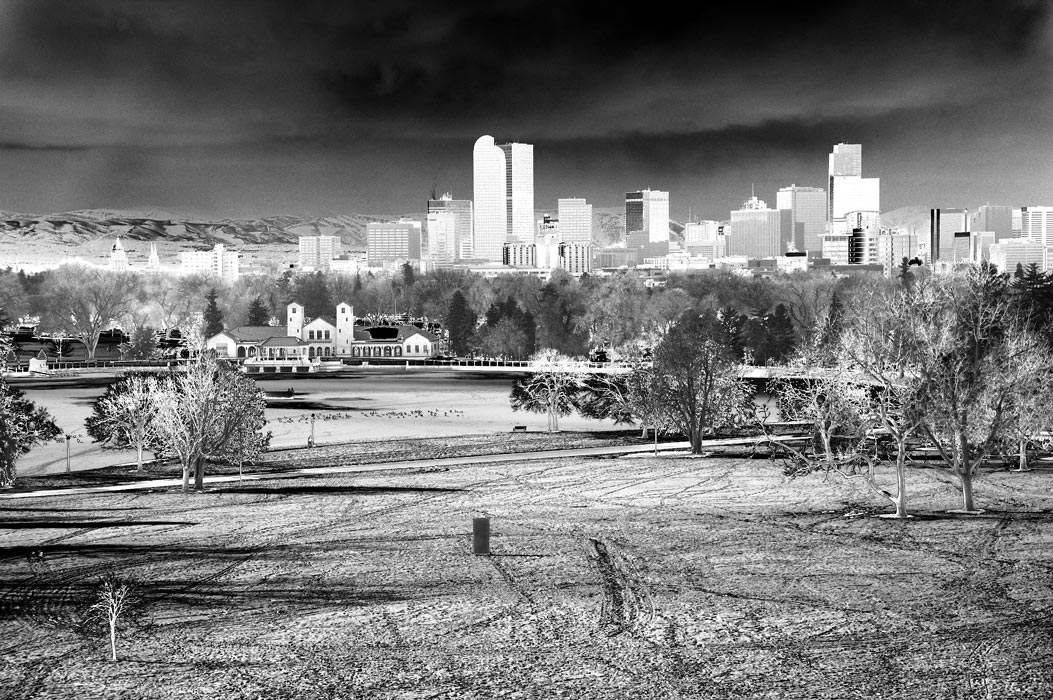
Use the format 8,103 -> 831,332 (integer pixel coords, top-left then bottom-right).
728,196 -> 782,259
776,184 -> 826,254
971,205 -> 1014,241
473,135 -> 507,262
828,143 -> 879,234
499,142 -> 534,244
625,189 -> 669,242
929,208 -> 969,263
557,198 -> 592,243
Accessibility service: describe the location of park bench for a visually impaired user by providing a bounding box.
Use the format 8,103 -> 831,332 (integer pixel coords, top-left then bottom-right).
512,425 -> 527,433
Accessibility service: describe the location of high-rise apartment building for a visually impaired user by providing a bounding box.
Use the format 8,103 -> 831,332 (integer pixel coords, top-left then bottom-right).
180,243 -> 240,283
828,143 -> 879,234
427,194 -> 473,262
776,184 -> 826,254
500,142 -> 534,244
473,135 -> 507,262
298,234 -> 341,271
1021,206 -> 1053,246
728,196 -> 782,259
366,219 -> 422,267
625,189 -> 669,243
557,198 -> 592,244
876,233 -> 918,278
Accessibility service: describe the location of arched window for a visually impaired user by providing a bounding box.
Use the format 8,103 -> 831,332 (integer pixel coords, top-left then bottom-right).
237,346 -> 246,358
308,347 -> 315,358
394,346 -> 402,357
384,346 -> 392,357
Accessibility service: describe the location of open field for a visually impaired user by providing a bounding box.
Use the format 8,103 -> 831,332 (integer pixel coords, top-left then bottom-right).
2,447 -> 1052,699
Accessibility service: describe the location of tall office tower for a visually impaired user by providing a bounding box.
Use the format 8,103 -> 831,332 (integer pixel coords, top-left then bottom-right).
557,198 -> 592,243
298,234 -> 341,271
625,191 -> 644,237
108,237 -> 129,272
473,135 -> 507,262
366,219 -> 422,267
426,210 -> 457,264
427,194 -> 473,262
971,205 -> 1014,241
876,232 -> 918,278
1021,206 -> 1053,246
777,185 -> 826,254
829,143 -> 862,178
728,196 -> 782,259
625,189 -> 669,242
499,142 -> 534,243
828,143 -> 879,234
928,208 -> 969,263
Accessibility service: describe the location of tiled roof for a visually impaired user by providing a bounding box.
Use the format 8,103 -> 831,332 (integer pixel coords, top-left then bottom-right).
259,336 -> 309,347
222,326 -> 284,343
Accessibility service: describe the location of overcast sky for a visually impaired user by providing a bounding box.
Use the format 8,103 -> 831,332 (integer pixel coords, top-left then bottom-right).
0,0 -> 1051,220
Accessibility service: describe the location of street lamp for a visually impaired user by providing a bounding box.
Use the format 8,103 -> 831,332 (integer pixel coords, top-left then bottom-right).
65,434 -> 71,474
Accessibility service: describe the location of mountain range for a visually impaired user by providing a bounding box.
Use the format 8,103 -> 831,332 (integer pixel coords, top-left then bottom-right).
0,206 -> 930,271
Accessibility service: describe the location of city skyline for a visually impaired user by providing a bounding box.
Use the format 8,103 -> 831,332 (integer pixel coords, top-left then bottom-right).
0,1 -> 1051,221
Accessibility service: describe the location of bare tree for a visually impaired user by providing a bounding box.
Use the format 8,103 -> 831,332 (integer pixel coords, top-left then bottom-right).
89,571 -> 134,662
510,349 -> 585,432
903,270 -> 1048,512
152,354 -> 268,492
85,374 -> 163,471
651,310 -> 751,454
37,265 -> 142,359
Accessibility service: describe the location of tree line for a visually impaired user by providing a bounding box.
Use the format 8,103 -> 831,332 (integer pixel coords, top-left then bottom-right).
509,264 -> 1053,517
0,261 -> 932,363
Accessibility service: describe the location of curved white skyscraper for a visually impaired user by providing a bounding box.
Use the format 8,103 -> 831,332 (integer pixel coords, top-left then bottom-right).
473,135 -> 507,262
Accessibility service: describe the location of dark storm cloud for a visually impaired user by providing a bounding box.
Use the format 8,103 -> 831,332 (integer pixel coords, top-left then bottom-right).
0,0 -> 1049,215
0,141 -> 92,152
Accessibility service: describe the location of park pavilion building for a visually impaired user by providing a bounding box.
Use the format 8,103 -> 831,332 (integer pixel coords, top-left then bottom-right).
207,302 -> 441,371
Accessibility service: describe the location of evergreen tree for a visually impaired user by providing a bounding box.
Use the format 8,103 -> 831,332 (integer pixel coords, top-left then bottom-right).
401,262 -> 416,287
247,295 -> 270,326
293,271 -> 333,319
0,381 -> 61,488
446,290 -> 476,356
765,304 -> 797,364
203,288 -> 224,338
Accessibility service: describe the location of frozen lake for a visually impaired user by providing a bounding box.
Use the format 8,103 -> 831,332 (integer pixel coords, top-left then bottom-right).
13,368 -> 621,477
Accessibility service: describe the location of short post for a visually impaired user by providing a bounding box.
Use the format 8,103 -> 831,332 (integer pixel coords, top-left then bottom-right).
65,434 -> 71,473
472,516 -> 490,555
654,427 -> 658,456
